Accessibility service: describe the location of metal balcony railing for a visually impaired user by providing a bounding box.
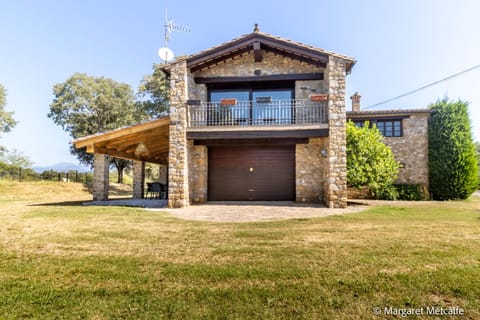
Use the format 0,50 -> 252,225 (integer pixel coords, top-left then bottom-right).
187,99 -> 328,128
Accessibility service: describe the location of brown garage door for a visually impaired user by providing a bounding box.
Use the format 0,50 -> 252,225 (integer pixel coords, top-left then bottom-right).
208,145 -> 295,201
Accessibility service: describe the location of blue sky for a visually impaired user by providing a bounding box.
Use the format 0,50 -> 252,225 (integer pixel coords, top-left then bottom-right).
1,0 -> 479,166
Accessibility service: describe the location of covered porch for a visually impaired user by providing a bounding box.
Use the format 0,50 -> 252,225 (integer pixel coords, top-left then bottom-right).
72,116 -> 170,202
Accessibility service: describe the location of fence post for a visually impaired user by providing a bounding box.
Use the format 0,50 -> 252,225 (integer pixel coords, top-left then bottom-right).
19,167 -> 22,182
75,170 -> 78,182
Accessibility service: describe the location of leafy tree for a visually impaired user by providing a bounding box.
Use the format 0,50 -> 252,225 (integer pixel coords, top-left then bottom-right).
136,63 -> 170,119
48,73 -> 136,183
0,84 -> 17,136
346,120 -> 399,199
476,141 -> 480,188
0,148 -> 32,168
476,141 -> 480,164
428,98 -> 478,199
111,158 -> 131,184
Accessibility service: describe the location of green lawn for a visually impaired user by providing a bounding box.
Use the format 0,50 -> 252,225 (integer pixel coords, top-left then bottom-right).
0,181 -> 479,319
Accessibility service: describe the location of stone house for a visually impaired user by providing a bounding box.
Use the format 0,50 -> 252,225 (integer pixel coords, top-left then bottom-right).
348,94 -> 431,188
73,27 -> 432,208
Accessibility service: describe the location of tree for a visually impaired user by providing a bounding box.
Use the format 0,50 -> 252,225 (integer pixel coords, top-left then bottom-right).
476,142 -> 480,164
136,63 -> 170,119
428,98 -> 478,200
346,120 -> 400,199
0,148 -> 32,168
0,84 -> 17,136
476,141 -> 480,188
48,73 -> 137,183
110,158 -> 131,184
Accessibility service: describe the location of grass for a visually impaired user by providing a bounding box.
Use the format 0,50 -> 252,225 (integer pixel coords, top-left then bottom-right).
0,181 -> 479,319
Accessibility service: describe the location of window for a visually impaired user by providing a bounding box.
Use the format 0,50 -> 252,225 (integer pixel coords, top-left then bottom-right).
353,119 -> 402,137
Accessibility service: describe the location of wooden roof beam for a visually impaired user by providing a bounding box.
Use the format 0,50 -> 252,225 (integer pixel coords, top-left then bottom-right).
73,116 -> 170,149
253,41 -> 263,62
95,131 -> 169,150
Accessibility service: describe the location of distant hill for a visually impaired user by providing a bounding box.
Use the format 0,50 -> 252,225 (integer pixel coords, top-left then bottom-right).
33,162 -> 91,173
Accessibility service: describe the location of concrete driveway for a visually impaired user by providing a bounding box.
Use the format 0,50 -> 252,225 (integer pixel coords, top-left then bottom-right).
157,201 -> 367,222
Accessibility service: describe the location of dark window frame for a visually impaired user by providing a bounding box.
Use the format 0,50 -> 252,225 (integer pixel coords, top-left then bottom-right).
207,82 -> 295,125
353,119 -> 403,137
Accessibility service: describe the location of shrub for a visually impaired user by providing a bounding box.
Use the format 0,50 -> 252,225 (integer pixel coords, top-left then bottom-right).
394,184 -> 425,200
372,184 -> 399,200
428,98 -> 478,200
346,120 -> 399,200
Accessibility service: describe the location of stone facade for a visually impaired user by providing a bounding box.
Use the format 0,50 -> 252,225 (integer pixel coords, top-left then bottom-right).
347,186 -> 370,199
324,57 -> 348,208
166,35 -> 352,208
93,153 -> 109,201
384,113 -> 430,186
132,160 -> 145,199
194,51 -> 325,78
295,80 -> 327,100
167,60 -> 190,208
296,138 -> 328,202
347,111 -> 431,188
188,141 -> 208,203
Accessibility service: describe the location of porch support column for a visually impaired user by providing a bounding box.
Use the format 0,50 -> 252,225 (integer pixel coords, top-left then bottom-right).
325,56 -> 348,208
167,60 -> 189,208
93,153 -> 109,201
132,160 -> 145,199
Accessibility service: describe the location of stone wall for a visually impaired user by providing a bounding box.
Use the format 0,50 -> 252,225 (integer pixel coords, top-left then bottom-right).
187,69 -> 207,101
188,141 -> 208,203
167,60 -> 189,208
347,187 -> 371,199
384,113 -> 430,186
296,138 -> 328,202
194,51 -> 325,86
176,49 -> 350,208
324,56 -> 348,208
295,80 -> 326,100
132,160 -> 145,199
93,153 -> 109,201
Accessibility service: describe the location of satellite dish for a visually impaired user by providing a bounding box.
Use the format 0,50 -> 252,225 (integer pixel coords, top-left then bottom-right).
158,47 -> 174,62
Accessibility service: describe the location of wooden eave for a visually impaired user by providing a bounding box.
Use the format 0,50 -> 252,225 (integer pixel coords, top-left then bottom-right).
72,116 -> 170,164
187,33 -> 329,72
183,32 -> 355,73
347,109 -> 434,120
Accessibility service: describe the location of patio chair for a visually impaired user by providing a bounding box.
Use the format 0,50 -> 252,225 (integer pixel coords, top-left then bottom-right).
146,182 -> 162,199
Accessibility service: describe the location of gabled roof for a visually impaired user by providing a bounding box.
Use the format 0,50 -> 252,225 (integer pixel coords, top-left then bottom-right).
163,29 -> 356,73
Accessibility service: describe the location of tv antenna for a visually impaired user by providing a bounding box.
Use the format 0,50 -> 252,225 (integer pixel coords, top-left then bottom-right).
158,8 -> 190,63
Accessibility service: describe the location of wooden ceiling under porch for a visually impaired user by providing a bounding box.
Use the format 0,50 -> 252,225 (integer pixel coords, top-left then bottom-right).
72,116 -> 170,164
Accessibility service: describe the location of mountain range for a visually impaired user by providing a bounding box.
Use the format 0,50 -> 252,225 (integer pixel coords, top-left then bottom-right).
33,162 -> 91,173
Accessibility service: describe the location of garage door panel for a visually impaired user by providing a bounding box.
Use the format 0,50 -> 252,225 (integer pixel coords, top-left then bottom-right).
208,145 -> 295,201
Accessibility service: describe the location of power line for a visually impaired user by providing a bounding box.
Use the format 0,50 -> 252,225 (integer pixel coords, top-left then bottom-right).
364,64 -> 480,109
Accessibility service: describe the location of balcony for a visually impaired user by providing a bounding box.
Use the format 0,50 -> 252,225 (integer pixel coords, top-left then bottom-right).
187,99 -> 328,128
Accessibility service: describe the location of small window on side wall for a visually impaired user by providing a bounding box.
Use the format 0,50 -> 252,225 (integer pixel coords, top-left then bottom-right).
353,119 -> 402,137
375,120 -> 402,137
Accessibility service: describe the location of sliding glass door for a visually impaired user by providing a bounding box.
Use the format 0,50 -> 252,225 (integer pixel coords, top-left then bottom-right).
252,90 -> 292,125
209,88 -> 293,126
